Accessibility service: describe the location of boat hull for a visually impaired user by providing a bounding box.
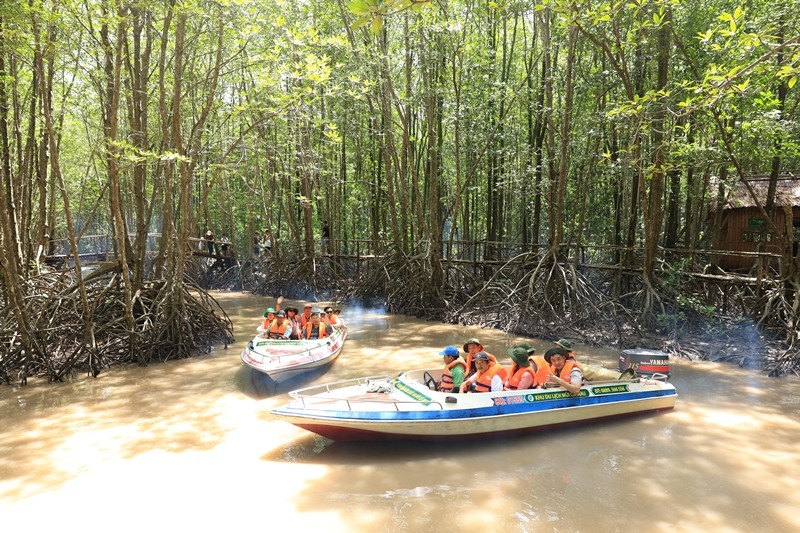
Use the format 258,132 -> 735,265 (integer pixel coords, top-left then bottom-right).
241,327 -> 347,384
271,370 -> 677,442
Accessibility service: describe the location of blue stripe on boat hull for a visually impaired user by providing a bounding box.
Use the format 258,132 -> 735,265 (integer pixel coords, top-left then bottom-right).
274,389 -> 676,422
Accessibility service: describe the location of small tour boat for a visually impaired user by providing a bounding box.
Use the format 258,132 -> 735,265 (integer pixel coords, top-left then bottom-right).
241,326 -> 347,384
271,368 -> 677,441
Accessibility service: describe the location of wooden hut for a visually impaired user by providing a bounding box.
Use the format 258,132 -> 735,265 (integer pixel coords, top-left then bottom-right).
712,175 -> 800,271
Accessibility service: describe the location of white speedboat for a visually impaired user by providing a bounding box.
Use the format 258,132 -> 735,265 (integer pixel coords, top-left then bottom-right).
241,326 -> 347,384
271,368 -> 677,441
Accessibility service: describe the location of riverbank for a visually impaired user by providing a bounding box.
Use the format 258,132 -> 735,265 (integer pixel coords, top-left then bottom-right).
242,254 -> 798,376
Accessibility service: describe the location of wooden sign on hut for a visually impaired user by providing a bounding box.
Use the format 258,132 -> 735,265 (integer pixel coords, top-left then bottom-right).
712,174 -> 800,271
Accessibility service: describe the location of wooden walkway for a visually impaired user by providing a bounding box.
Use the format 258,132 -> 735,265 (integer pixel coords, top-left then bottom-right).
43,234 -> 784,285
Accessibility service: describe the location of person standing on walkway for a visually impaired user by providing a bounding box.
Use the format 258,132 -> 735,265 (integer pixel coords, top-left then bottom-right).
205,230 -> 215,254
263,231 -> 272,258
321,220 -> 330,255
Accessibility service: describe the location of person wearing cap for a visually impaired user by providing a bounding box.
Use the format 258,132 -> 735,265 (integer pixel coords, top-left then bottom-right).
504,347 -> 537,390
459,352 -> 507,393
544,347 -> 584,395
437,346 -> 467,393
513,342 -> 550,388
304,311 -> 333,339
300,303 -> 314,328
266,310 -> 292,339
462,338 -> 498,375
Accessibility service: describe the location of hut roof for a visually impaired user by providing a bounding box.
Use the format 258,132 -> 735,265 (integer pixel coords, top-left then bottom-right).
720,174 -> 800,210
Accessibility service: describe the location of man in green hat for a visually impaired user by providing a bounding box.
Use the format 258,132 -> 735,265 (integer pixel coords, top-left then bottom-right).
555,339 -> 577,361
545,348 -> 584,395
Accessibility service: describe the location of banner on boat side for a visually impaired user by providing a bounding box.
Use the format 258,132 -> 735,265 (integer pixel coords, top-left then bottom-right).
394,380 -> 433,403
591,384 -> 630,395
493,389 -> 590,406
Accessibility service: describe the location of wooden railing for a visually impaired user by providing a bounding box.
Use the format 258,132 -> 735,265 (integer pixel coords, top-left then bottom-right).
45,233 -> 786,278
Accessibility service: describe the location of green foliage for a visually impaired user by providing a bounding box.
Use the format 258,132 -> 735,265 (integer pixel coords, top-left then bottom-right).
3,0 -> 800,303
348,0 -> 432,33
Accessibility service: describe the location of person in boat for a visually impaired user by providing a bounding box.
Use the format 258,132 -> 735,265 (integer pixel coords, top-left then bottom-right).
504,346 -> 537,390
304,311 -> 332,340
324,306 -> 345,328
555,339 -> 577,362
459,352 -> 507,393
285,307 -> 302,339
266,310 -> 292,339
261,307 -> 276,330
437,345 -> 466,393
462,338 -> 498,375
511,341 -> 550,388
299,303 -> 314,328
544,347 -> 584,395
259,296 -> 284,329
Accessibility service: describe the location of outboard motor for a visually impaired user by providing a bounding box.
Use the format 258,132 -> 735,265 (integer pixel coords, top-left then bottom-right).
619,348 -> 670,378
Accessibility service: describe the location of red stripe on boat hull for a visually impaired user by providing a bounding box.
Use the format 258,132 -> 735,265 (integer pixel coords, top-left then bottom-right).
292,406 -> 676,442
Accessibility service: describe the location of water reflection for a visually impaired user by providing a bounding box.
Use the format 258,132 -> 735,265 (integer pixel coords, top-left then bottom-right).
1,291 -> 799,532
237,364 -> 336,399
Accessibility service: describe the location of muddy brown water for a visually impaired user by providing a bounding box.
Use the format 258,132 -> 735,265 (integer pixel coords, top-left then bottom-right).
1,292 -> 799,532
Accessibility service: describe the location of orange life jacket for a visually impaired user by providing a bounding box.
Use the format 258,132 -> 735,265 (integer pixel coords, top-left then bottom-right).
438,359 -> 467,392
268,319 -> 290,338
328,314 -> 339,326
465,352 -> 498,374
552,360 -> 583,384
528,355 -> 550,387
505,365 -> 536,390
304,322 -> 328,340
473,363 -> 507,393
300,313 -> 313,328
